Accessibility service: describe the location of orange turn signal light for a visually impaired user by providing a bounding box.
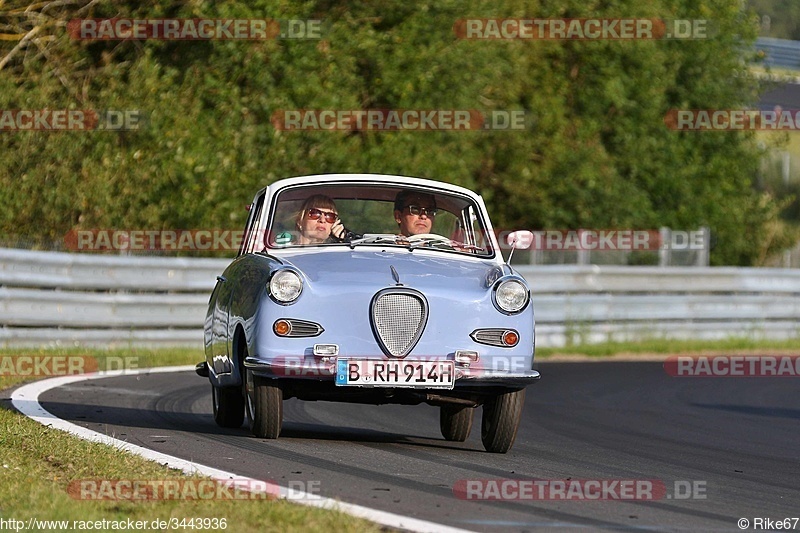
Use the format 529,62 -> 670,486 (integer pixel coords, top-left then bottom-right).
274,319 -> 292,336
503,330 -> 519,346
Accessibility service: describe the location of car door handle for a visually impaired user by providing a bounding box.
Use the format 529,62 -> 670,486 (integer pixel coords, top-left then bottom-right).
216,275 -> 227,283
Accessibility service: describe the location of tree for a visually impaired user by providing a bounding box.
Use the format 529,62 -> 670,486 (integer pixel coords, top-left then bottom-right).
0,0 -> 792,264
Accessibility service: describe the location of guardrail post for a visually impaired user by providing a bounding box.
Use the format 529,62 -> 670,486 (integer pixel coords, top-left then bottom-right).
783,152 -> 791,185
577,230 -> 590,265
659,227 -> 671,267
696,226 -> 710,267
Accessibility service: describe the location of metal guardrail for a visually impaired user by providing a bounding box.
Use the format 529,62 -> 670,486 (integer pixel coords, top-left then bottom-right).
1,248 -> 799,348
756,37 -> 800,71
0,247 -> 226,291
520,227 -> 710,267
516,265 -> 800,346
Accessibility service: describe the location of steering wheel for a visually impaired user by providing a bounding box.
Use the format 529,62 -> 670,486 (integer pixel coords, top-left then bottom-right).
405,233 -> 453,246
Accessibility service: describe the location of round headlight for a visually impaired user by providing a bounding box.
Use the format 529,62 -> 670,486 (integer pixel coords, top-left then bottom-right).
495,279 -> 529,313
269,270 -> 303,303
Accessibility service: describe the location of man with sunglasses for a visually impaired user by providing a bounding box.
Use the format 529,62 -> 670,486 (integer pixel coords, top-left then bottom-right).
394,190 -> 438,237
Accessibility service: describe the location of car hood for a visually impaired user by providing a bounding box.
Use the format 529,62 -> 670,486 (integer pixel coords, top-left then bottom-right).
274,248 -> 505,293
249,248 -> 532,361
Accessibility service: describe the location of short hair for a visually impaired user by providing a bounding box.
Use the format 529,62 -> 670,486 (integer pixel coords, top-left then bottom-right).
394,190 -> 437,212
295,194 -> 337,225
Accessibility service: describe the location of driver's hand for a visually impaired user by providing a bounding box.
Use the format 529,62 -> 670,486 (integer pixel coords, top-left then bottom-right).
330,219 -> 345,240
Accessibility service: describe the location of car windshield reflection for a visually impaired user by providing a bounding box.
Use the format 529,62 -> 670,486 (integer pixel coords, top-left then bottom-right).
265,183 -> 493,257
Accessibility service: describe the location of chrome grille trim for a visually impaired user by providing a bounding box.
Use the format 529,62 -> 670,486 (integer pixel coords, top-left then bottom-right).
470,328 -> 514,347
370,288 -> 428,358
284,319 -> 324,337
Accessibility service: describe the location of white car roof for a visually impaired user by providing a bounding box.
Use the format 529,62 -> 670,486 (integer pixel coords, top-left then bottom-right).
263,174 -> 484,202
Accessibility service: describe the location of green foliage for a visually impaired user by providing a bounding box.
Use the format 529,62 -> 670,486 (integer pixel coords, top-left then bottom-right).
748,0 -> 800,39
0,0 -> 792,264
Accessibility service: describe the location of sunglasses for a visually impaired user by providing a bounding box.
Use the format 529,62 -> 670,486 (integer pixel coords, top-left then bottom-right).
405,205 -> 437,217
306,208 -> 337,224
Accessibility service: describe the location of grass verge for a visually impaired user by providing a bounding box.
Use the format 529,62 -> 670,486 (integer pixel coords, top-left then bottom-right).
0,347 -> 381,532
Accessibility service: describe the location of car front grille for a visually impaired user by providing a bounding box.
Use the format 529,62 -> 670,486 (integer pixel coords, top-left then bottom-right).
370,289 -> 428,357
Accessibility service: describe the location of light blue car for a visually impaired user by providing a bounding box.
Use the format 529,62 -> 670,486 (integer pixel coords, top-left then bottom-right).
197,174 -> 539,453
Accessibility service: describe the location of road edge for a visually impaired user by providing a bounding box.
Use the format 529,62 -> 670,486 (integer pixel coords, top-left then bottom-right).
10,366 -> 474,533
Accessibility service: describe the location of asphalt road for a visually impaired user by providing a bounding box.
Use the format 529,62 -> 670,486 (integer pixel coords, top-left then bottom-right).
759,79 -> 800,110
36,362 -> 800,532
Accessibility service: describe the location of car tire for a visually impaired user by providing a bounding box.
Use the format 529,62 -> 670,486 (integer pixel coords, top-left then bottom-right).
211,384 -> 244,428
481,389 -> 525,453
440,405 -> 474,442
245,369 -> 283,439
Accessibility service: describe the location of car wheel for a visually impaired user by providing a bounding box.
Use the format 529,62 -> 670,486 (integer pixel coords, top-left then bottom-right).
245,369 -> 283,439
211,384 -> 244,428
481,389 -> 525,453
440,405 -> 474,442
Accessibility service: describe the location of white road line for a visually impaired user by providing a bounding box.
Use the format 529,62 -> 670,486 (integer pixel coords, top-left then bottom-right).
11,366 -> 474,533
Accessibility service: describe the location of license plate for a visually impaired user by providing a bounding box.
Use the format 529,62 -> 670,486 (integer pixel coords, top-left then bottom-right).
335,359 -> 455,389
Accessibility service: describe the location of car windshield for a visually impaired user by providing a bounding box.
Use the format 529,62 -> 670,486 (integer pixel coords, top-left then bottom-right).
263,182 -> 495,257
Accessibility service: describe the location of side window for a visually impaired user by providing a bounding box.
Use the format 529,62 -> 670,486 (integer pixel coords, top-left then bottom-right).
240,192 -> 266,256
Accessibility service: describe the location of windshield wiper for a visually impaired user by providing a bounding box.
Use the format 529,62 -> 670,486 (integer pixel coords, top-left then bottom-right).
348,234 -> 487,254
348,234 -> 400,249
407,237 -> 486,253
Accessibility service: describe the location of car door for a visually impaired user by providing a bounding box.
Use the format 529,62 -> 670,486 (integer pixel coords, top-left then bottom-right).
206,191 -> 266,378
